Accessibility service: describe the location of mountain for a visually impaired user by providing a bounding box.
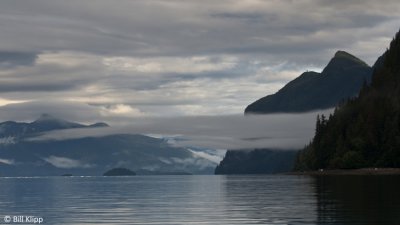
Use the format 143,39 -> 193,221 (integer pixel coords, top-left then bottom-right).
0,113 -> 107,139
216,51 -> 377,175
0,115 -> 216,176
294,29 -> 400,170
245,51 -> 372,114
214,149 -> 297,174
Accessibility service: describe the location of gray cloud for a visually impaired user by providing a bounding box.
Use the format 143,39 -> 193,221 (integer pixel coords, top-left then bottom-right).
0,158 -> 15,165
43,156 -> 93,169
0,101 -> 102,123
0,51 -> 38,68
0,0 -> 399,117
0,1 -> 398,59
210,12 -> 266,23
0,81 -> 81,93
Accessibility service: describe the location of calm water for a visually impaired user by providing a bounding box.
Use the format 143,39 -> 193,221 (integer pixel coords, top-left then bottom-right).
0,175 -> 399,225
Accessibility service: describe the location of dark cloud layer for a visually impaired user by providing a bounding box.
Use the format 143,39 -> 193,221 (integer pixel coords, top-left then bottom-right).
0,81 -> 81,93
0,51 -> 38,68
0,0 -> 398,59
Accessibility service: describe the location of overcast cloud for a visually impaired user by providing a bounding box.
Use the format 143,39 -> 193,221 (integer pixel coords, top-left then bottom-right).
0,0 -> 399,120
0,0 -> 399,151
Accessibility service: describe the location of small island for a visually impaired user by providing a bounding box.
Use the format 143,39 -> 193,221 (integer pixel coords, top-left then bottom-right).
61,174 -> 73,177
103,168 -> 136,176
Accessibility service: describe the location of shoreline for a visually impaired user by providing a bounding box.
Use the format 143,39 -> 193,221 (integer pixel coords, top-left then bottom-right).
287,168 -> 400,175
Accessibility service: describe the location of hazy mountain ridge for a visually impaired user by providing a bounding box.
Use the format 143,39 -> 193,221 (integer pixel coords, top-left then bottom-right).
0,113 -> 108,139
0,115 -> 216,176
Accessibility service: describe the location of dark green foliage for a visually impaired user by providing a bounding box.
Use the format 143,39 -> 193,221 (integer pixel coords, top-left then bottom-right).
294,29 -> 400,170
245,51 -> 372,114
214,149 -> 298,174
103,168 -> 136,176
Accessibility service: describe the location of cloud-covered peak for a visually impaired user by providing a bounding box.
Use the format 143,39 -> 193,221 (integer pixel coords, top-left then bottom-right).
35,113 -> 59,122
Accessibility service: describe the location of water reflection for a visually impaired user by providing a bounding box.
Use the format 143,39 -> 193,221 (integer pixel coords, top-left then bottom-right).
0,175 -> 399,224
314,175 -> 400,225
222,175 -> 317,224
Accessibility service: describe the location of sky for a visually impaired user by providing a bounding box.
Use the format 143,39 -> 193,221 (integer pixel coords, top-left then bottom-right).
0,0 -> 399,121
0,1 -> 399,150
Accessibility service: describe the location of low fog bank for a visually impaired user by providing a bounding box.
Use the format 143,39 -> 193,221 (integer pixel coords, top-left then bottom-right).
28,109 -> 333,150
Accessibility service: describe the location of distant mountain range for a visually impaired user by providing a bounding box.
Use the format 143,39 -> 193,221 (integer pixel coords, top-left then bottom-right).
245,51 -> 372,114
0,113 -> 108,139
0,114 -> 216,176
216,51 -> 378,175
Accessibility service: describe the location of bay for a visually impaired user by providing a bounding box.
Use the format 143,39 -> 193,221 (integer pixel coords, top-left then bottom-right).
0,175 -> 399,224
